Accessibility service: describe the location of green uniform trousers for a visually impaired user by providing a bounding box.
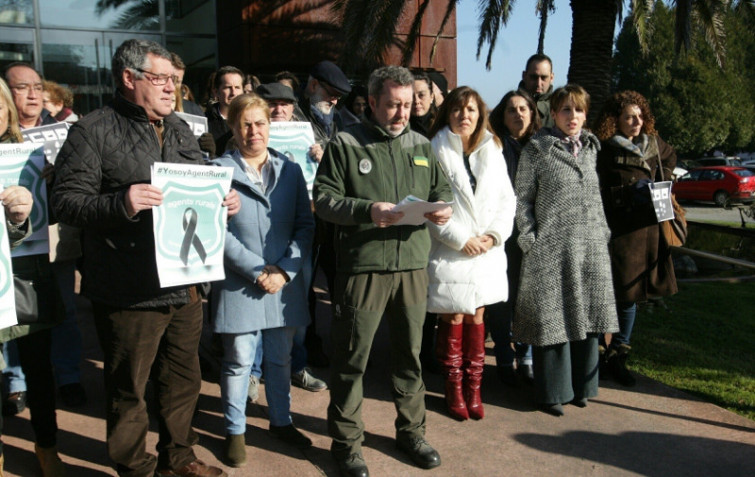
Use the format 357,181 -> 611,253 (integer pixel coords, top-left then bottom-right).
532,333 -> 600,404
327,269 -> 428,458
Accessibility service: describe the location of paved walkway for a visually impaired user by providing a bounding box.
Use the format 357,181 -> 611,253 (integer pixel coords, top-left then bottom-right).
3,293 -> 754,476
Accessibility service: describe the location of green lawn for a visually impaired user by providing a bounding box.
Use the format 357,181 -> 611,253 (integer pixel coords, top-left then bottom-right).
631,281 -> 755,420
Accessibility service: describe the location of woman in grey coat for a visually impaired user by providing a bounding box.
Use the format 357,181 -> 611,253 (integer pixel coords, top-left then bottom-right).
514,85 -> 618,416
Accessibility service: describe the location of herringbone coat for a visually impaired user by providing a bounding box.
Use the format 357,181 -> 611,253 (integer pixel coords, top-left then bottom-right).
513,128 -> 618,347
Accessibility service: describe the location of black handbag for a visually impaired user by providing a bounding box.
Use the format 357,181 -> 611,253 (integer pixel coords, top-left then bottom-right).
12,255 -> 64,326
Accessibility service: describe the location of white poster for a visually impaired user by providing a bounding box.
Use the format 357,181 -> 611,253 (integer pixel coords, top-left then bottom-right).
21,122 -> 71,164
268,121 -> 317,198
0,186 -> 19,330
0,144 -> 49,257
151,163 -> 233,287
650,181 -> 675,222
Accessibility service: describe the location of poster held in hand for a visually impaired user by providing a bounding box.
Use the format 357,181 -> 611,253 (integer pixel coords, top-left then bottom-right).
151,163 -> 233,287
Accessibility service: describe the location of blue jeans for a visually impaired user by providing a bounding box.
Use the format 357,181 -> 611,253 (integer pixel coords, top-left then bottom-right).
612,302 -> 637,346
221,327 -> 296,435
487,301 -> 532,367
2,340 -> 26,394
250,339 -> 263,379
291,326 -> 307,374
50,260 -> 82,386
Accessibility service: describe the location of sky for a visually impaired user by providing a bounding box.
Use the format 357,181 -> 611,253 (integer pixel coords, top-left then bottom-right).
455,2 -> 572,108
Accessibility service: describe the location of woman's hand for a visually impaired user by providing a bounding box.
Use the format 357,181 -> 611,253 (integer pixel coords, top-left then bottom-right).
477,234 -> 495,252
256,265 -> 290,294
462,236 -> 487,256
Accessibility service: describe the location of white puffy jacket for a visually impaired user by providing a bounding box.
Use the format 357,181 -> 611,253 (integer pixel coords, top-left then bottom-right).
427,127 -> 516,315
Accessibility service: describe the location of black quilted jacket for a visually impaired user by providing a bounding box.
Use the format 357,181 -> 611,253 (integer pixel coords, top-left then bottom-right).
51,91 -> 204,308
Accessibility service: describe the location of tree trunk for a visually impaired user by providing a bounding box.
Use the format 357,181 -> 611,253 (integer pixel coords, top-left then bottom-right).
567,0 -> 619,126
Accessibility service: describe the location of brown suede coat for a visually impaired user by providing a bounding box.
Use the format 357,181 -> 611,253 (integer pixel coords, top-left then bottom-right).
597,134 -> 678,303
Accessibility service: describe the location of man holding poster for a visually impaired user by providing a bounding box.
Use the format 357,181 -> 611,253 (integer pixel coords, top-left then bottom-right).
52,39 -> 238,477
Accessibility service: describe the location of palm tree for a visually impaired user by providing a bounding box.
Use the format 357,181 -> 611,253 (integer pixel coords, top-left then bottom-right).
334,0 -> 741,122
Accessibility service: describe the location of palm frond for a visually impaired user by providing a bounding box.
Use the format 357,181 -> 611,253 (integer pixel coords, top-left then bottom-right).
630,0 -> 657,54
691,0 -> 728,68
476,0 -> 514,70
401,0 -> 433,66
673,0 -> 694,56
535,0 -> 556,54
429,0 -> 459,64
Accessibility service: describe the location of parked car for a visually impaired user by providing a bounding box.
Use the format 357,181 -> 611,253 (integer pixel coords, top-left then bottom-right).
678,159 -> 702,170
696,156 -> 743,167
674,166 -> 755,206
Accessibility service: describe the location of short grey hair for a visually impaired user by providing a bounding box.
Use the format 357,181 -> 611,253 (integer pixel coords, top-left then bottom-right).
112,39 -> 172,89
368,66 -> 414,99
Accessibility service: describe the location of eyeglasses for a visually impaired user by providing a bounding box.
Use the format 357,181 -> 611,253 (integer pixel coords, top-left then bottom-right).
10,83 -> 43,94
318,81 -> 342,101
134,68 -> 178,86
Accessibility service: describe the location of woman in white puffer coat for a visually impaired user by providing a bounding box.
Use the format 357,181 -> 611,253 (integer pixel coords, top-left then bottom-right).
427,86 -> 516,421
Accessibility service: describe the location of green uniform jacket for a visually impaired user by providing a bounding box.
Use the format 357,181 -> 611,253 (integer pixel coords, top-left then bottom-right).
314,118 -> 452,274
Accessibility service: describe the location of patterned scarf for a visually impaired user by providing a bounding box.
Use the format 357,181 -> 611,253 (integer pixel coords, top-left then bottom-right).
607,133 -> 649,157
551,127 -> 582,157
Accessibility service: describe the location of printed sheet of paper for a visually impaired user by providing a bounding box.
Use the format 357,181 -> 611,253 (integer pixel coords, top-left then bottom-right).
392,195 -> 453,226
21,122 -> 71,164
0,144 -> 49,257
151,163 -> 233,287
268,122 -> 318,198
0,186 -> 19,330
649,181 -> 674,222
175,112 -> 208,138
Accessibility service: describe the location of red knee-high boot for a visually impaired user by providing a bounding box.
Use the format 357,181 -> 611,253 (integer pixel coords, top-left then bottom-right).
462,322 -> 486,420
435,320 -> 469,420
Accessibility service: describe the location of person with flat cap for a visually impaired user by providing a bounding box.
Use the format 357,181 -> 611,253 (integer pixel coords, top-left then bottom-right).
294,60 -> 351,163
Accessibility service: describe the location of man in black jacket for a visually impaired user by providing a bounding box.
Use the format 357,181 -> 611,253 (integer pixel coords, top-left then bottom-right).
51,39 -> 239,477
205,65 -> 244,155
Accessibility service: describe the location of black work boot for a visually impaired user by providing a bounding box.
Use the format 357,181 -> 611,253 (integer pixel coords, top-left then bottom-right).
606,344 -> 636,387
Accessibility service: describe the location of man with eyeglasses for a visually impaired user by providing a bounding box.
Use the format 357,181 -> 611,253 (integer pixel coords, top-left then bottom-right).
518,53 -> 556,129
294,60 -> 351,163
4,63 -> 57,129
52,39 -> 239,477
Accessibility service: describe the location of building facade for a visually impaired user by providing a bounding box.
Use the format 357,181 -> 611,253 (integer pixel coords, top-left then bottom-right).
0,0 -> 455,115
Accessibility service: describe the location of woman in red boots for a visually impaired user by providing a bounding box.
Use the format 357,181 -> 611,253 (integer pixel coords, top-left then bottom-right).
426,87 -> 516,420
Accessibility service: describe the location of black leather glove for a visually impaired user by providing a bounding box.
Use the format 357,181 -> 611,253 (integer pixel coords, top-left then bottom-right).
632,178 -> 652,205
197,132 -> 216,159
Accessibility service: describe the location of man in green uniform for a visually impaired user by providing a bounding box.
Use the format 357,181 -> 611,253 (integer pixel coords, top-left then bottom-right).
314,65 -> 452,477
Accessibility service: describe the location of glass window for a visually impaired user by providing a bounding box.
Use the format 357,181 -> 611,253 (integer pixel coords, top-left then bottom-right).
41,30 -> 106,115
734,169 -> 754,177
0,0 -> 33,25
0,27 -> 34,70
166,0 -> 215,35
39,0 -> 159,31
166,35 -> 215,106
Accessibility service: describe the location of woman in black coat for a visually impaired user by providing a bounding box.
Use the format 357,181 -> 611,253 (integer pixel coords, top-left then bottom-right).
487,90 -> 541,386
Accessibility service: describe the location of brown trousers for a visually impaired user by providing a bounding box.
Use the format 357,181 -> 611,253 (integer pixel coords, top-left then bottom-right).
92,296 -> 202,477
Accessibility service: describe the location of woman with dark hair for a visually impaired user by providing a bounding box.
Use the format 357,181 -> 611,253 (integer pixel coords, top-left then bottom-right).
410,73 -> 437,138
594,90 -> 678,386
514,85 -> 618,416
486,90 -> 541,386
427,86 -> 516,420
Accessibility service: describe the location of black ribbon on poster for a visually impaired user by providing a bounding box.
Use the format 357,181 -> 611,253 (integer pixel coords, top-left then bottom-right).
180,208 -> 207,265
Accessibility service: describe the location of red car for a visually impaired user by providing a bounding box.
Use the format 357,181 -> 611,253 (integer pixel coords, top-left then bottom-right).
674,166 -> 755,206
